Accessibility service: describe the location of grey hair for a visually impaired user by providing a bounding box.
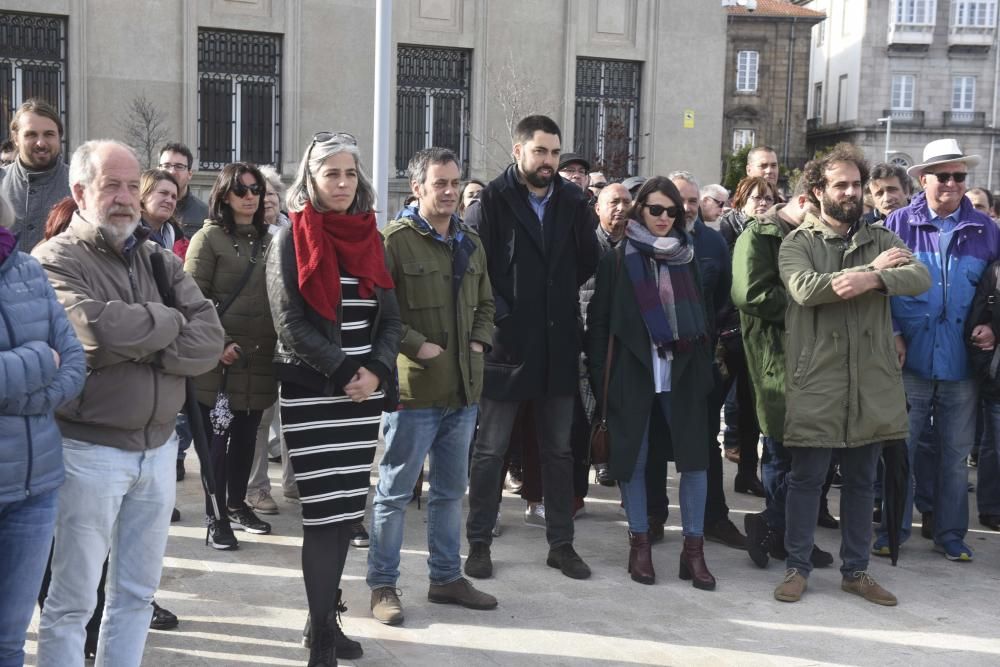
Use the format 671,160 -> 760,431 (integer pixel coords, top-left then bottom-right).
69,139 -> 139,190
668,170 -> 700,192
286,137 -> 376,213
407,147 -> 458,187
0,192 -> 14,229
258,164 -> 286,201
700,183 -> 729,202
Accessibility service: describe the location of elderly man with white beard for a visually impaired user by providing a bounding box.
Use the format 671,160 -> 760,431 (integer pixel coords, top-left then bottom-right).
32,140 -> 223,667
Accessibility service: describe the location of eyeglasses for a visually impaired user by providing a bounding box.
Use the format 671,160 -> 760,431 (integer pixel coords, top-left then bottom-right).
231,181 -> 263,198
159,162 -> 189,172
643,203 -> 682,218
705,197 -> 726,208
590,182 -> 607,190
929,172 -> 967,184
750,194 -> 775,204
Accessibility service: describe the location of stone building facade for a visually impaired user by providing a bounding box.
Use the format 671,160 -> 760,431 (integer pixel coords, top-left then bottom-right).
0,0 -> 729,210
723,0 -> 825,172
805,0 -> 1000,190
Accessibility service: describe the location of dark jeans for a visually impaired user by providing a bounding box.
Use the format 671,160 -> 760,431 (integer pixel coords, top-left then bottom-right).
199,404 -> 264,517
785,444 -> 880,577
720,335 -> 760,478
520,394 -> 590,502
647,364 -> 729,525
175,412 -> 193,461
467,395 -> 575,547
761,436 -> 790,531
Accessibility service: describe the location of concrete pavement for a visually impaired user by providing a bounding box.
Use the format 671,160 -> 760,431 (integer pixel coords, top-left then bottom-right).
24,445 -> 1000,667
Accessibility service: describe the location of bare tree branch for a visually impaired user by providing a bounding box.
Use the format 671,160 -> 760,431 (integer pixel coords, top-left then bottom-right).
119,93 -> 170,169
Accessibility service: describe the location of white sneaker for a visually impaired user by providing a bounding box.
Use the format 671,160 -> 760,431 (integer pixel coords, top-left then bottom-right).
492,510 -> 502,537
524,502 -> 546,527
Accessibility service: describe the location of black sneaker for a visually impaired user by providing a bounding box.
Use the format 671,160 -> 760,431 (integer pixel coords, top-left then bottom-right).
350,522 -> 370,547
704,517 -> 747,550
206,517 -> 239,550
150,601 -> 179,630
171,507 -> 181,523
227,504 -> 272,535
465,542 -> 493,579
744,512 -> 770,568
810,544 -> 834,568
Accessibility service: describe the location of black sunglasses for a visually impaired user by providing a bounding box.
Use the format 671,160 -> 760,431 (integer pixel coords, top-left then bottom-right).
929,172 -> 968,184
231,181 -> 263,198
643,203 -> 682,218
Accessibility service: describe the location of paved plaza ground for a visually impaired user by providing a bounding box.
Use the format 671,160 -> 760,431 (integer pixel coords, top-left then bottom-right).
23,441 -> 1000,667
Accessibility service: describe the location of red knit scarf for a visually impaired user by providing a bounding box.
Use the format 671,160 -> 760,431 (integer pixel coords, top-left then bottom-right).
290,202 -> 394,322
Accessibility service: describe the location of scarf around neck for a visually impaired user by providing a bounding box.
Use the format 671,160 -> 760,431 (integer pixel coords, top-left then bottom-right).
623,220 -> 706,357
290,202 -> 394,322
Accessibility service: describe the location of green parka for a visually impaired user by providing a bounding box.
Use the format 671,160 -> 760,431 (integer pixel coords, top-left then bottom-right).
778,213 -> 931,448
184,220 -> 278,411
382,215 -> 495,408
586,241 -> 714,479
731,206 -> 794,441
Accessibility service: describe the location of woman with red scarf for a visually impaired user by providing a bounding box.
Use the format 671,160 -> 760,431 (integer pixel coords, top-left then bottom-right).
266,132 -> 400,667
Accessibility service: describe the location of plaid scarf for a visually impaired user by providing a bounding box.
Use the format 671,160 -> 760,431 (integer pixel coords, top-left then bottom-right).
623,220 -> 707,357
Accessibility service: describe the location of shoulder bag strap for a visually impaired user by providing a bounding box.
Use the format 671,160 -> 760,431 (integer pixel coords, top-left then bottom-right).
215,238 -> 261,318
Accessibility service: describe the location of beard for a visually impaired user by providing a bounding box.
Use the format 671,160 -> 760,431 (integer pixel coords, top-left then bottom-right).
821,191 -> 863,225
519,160 -> 554,189
21,147 -> 59,171
96,205 -> 140,247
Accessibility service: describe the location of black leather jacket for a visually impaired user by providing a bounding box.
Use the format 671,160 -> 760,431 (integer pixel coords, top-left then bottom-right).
264,226 -> 402,410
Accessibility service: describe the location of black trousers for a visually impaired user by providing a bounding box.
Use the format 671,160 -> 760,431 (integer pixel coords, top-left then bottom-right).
199,404 -> 264,517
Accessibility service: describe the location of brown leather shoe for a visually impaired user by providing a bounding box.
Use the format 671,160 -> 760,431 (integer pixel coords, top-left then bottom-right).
627,531 -> 655,585
774,568 -> 807,602
841,571 -> 898,606
678,536 -> 716,590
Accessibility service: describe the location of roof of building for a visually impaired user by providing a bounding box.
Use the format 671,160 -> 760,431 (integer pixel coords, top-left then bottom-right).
726,0 -> 826,19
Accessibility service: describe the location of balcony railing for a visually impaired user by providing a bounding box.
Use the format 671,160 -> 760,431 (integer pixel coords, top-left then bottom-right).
944,110 -> 986,126
888,22 -> 935,48
882,109 -> 925,126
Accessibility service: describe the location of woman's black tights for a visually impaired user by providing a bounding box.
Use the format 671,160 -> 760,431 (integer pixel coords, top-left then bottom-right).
302,522 -> 351,624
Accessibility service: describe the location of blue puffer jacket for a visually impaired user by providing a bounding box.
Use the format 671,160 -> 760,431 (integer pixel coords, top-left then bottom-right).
884,191 -> 1000,381
0,248 -> 86,503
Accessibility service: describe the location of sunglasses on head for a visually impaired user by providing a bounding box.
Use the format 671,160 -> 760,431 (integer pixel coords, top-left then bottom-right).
231,181 -> 263,198
929,171 -> 967,184
643,203 -> 682,218
306,131 -> 358,166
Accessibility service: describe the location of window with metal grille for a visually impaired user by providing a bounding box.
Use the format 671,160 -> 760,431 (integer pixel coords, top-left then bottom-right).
891,74 -> 915,109
574,58 -> 641,179
197,29 -> 281,170
395,45 -> 471,177
736,50 -> 759,93
952,76 -> 976,111
733,129 -> 755,153
952,1 -> 997,26
0,11 -> 67,153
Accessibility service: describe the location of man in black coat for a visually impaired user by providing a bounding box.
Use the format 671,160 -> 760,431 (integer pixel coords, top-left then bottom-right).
464,115 -> 600,580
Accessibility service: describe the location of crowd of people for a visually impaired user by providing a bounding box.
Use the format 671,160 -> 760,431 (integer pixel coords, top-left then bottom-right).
1,96 -> 998,667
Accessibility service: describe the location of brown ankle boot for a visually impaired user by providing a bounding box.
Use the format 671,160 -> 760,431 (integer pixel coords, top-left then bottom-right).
627,531 -> 655,584
679,536 -> 716,591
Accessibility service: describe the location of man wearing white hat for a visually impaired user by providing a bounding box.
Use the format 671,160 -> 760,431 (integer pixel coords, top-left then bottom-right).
878,138 -> 1000,562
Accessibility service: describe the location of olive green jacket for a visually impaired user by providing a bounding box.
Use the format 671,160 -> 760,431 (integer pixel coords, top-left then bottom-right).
778,213 -> 931,448
184,220 -> 277,411
731,206 -> 793,441
382,215 -> 495,408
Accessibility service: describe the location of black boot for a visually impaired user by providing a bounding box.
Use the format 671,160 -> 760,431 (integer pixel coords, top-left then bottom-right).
306,610 -> 336,667
331,589 -> 363,659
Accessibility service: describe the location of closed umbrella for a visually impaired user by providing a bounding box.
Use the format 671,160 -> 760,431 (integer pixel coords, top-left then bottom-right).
880,438 -> 909,566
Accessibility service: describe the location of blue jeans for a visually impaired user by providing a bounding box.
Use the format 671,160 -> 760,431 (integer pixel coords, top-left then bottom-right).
0,488 -> 58,667
877,373 -> 977,545
621,393 -> 707,537
977,399 -> 1000,514
368,405 -> 478,587
761,436 -> 790,531
786,444 -> 880,577
37,437 -> 177,667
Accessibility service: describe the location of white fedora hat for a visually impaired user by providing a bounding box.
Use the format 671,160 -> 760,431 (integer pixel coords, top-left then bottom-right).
907,138 -> 981,176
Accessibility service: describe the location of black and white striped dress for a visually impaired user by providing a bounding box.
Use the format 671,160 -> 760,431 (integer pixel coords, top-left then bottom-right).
279,274 -> 384,527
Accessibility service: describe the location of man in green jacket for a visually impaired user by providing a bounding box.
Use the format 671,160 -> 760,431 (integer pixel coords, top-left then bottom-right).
773,143 -> 930,606
367,147 -> 497,625
732,175 -> 833,571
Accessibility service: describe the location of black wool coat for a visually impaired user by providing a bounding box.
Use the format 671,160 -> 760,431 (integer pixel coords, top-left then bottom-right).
465,166 -> 600,400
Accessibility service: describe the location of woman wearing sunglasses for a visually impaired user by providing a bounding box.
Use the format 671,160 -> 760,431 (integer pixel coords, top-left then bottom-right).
266,132 -> 400,666
185,162 -> 278,549
586,176 -> 716,590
